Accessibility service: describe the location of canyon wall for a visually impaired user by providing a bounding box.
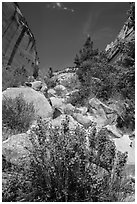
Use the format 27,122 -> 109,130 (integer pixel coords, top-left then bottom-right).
2,2 -> 39,78
105,3 -> 135,62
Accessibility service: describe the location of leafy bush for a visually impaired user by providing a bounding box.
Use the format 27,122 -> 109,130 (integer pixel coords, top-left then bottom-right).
2,94 -> 35,133
2,118 -> 134,201
44,75 -> 57,89
2,66 -> 28,90
74,36 -> 99,67
75,32 -> 135,130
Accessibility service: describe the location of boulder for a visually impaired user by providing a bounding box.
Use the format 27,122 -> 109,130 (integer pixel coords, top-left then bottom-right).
105,124 -> 122,138
54,84 -> 67,97
3,87 -> 53,119
31,81 -> 42,91
72,113 -> 95,128
114,135 -> 135,165
88,98 -> 117,127
89,98 -> 115,115
50,97 -> 65,109
2,133 -> 32,165
47,89 -> 56,97
75,106 -> 88,115
62,103 -> 75,115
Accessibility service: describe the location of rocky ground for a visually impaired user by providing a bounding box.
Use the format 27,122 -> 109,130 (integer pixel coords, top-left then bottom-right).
2,69 -> 135,179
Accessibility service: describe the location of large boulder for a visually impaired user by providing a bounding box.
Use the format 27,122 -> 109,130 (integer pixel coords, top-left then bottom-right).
2,133 -> 32,165
114,135 -> 135,165
3,87 -> 53,119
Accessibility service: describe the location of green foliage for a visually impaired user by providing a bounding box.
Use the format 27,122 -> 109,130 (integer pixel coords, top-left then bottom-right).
48,67 -> 53,78
2,94 -> 35,133
74,34 -> 135,130
116,99 -> 135,132
127,2 -> 135,29
2,66 -> 28,91
44,75 -> 57,89
74,36 -> 99,67
2,118 -> 134,201
33,64 -> 39,79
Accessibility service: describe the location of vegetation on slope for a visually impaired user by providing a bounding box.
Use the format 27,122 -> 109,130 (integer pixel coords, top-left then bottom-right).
2,94 -> 35,139
2,118 -> 135,202
73,3 -> 135,132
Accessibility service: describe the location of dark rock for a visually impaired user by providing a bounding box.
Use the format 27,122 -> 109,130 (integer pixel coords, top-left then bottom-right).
2,2 -> 39,86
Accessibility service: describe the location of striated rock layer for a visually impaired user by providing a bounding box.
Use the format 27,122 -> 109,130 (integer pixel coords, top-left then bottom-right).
105,3 -> 135,62
2,2 -> 39,77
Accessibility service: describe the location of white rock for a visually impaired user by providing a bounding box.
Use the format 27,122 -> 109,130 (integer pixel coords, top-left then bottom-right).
114,135 -> 135,165
31,81 -> 42,91
3,87 -> 53,119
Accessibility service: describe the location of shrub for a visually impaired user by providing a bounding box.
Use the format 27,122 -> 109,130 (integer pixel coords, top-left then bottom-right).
2,118 -> 134,201
2,66 -> 28,90
2,94 -> 35,133
44,75 -> 57,89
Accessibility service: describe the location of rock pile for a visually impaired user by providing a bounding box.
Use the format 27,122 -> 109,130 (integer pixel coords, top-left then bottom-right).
2,70 -> 135,176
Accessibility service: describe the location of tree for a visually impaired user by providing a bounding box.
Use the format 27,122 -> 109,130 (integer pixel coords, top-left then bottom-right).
74,36 -> 98,67
48,67 -> 53,78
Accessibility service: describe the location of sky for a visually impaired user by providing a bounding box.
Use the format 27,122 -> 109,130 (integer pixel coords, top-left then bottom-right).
18,2 -> 130,72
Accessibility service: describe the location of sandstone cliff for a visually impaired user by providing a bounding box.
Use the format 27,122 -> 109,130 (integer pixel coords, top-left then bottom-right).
2,2 -> 39,80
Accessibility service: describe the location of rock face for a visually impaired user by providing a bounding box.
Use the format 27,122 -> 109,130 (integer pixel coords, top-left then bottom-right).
3,87 -> 53,119
2,2 -> 39,79
105,3 -> 135,62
